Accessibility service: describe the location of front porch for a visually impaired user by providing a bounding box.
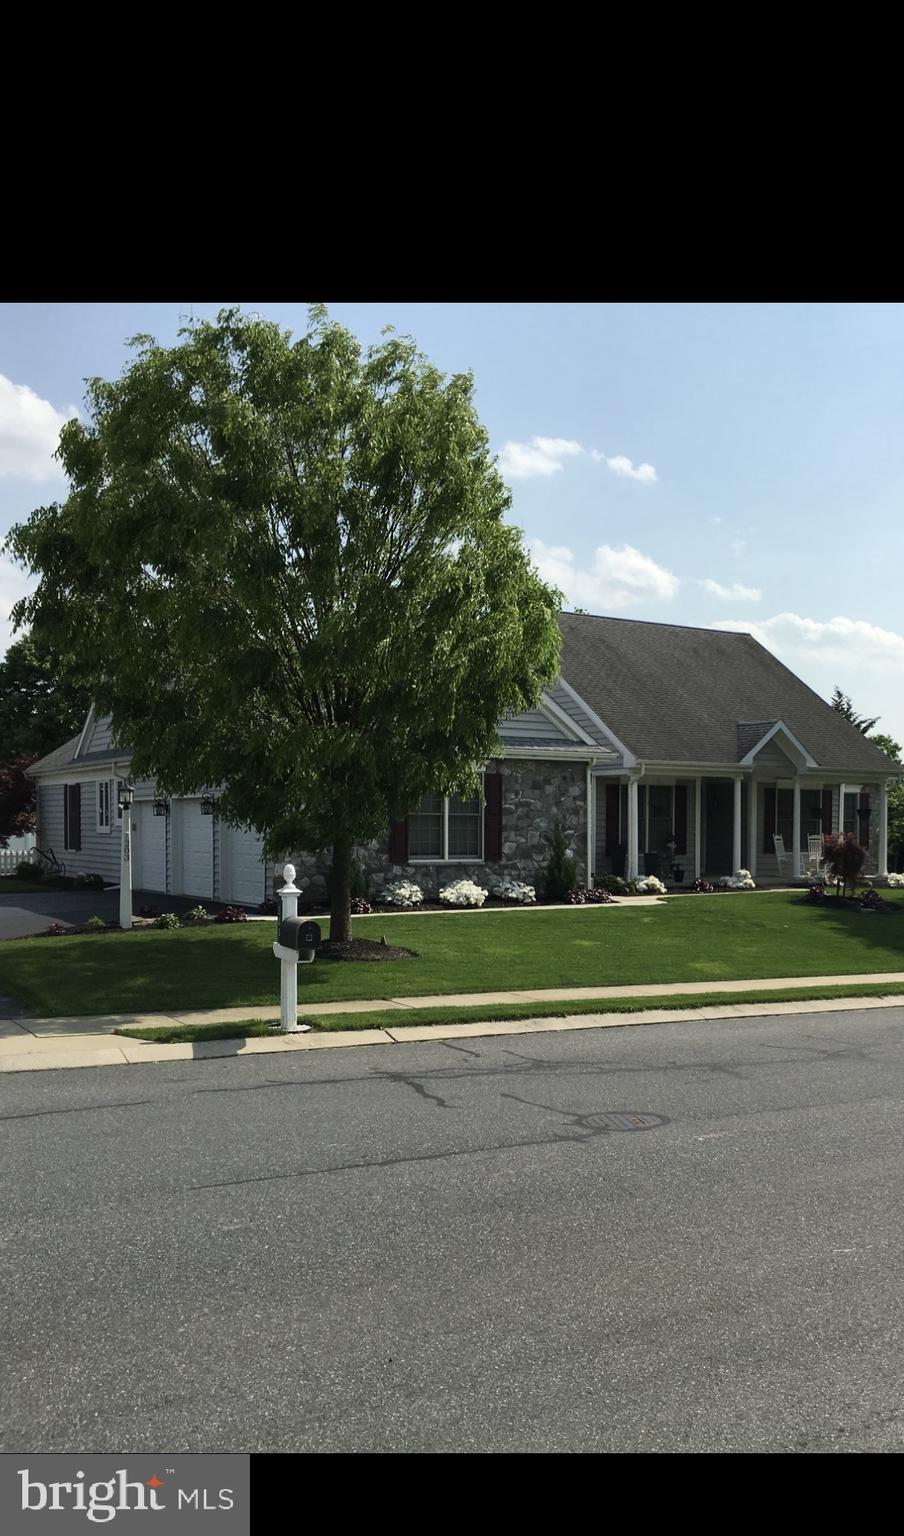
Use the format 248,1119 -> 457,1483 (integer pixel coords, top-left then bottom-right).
593,773 -> 890,886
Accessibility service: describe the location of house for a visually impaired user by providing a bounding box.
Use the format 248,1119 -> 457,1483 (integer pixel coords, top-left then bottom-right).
27,614 -> 899,904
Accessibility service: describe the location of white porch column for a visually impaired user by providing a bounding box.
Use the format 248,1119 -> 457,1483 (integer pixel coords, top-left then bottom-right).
627,778 -> 639,880
838,783 -> 845,838
733,775 -> 742,873
792,777 -> 802,879
879,780 -> 889,877
749,778 -> 757,879
586,764 -> 593,886
694,778 -> 702,878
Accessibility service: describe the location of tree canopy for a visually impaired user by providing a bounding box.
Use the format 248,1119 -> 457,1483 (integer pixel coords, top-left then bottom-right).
4,306 -> 562,935
831,686 -> 880,735
0,632 -> 92,761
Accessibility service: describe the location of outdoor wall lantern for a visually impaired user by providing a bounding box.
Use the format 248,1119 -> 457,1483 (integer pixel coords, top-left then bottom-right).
152,797 -> 169,817
117,783 -> 135,813
200,795 -> 218,816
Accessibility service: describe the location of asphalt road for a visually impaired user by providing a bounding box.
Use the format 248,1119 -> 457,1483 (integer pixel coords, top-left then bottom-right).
3,1007 -> 904,1453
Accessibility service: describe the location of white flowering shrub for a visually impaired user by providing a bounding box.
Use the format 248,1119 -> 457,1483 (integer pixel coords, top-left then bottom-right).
717,869 -> 756,890
886,872 -> 904,887
635,875 -> 667,894
382,879 -> 423,908
490,879 -> 536,904
438,878 -> 487,907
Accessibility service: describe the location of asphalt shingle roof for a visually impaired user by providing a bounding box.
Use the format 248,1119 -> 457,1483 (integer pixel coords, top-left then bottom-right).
557,613 -> 898,774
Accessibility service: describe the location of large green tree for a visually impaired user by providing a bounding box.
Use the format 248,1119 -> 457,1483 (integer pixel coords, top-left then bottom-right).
870,732 -> 904,871
0,632 -> 92,759
5,307 -> 562,939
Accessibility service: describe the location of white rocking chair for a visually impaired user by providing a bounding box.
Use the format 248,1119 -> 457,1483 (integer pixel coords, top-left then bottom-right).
807,834 -> 824,877
772,833 -> 786,877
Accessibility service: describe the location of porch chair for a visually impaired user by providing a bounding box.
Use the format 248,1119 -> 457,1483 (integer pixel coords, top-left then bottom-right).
772,833 -> 786,877
806,834 -> 824,878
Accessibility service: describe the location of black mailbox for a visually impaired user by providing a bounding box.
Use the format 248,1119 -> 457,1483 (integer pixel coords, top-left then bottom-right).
278,917 -> 321,963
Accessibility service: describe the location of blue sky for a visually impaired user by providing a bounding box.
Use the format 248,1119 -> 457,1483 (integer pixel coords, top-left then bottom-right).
1,302 -> 903,743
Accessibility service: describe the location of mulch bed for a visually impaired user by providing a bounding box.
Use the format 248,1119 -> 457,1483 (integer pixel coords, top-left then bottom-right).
317,937 -> 417,962
797,893 -> 901,915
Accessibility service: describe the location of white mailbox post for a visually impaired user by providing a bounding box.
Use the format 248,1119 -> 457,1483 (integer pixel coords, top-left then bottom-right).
118,782 -> 134,931
272,863 -> 313,1033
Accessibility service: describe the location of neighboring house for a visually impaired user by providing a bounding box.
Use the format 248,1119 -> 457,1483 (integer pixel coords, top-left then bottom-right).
27,614 -> 899,904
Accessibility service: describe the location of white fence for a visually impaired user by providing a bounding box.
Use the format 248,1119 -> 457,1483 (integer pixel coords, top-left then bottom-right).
1,837 -> 37,876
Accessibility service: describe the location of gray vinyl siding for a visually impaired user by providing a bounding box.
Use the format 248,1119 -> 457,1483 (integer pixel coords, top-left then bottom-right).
750,738 -> 797,770
548,682 -> 622,761
499,709 -> 571,741
82,714 -> 115,754
37,783 -> 66,861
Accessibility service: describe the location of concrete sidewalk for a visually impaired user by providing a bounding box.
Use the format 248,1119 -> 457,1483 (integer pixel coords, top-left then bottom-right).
2,970 -> 904,1072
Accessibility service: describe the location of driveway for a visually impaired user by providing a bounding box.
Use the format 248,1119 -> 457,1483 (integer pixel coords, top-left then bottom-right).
3,1006 -> 904,1452
0,887 -> 239,941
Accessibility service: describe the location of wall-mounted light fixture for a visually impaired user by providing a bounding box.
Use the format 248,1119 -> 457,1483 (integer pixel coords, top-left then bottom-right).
152,797 -> 169,817
200,795 -> 219,816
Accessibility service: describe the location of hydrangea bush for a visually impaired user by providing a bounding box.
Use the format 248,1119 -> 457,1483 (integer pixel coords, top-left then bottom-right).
717,869 -> 756,890
490,879 -> 536,904
438,878 -> 487,907
887,872 -> 904,887
382,880 -> 423,908
635,874 -> 667,894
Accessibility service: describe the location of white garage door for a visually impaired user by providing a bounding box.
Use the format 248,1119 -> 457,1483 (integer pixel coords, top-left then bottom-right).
219,823 -> 265,907
172,799 -> 214,898
131,802 -> 167,893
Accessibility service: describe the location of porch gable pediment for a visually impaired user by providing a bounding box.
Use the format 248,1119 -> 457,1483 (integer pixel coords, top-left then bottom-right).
737,719 -> 818,770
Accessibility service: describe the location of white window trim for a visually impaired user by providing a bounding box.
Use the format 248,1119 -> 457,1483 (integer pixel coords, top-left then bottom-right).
409,781 -> 485,864
97,778 -> 113,835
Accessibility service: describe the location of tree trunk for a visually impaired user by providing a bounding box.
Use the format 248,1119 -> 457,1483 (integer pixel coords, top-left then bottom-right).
329,839 -> 354,943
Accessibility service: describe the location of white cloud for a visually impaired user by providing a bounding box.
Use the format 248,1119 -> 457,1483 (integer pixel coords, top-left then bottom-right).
713,611 -> 904,740
529,539 -> 678,610
701,578 -> 762,602
498,436 -> 657,483
0,375 -> 78,481
591,450 -> 658,483
0,558 -> 32,655
498,436 -> 584,479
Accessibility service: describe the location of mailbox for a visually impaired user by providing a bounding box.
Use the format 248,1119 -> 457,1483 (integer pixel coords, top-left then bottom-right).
277,917 -> 321,964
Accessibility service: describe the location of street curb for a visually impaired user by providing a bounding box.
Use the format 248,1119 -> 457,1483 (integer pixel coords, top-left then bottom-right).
2,993 -> 904,1073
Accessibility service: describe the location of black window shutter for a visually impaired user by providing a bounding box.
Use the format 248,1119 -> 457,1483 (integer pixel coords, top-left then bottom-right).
483,772 -> 503,862
674,784 -> 688,855
763,787 -> 776,854
72,784 -> 81,851
605,784 -> 620,854
858,791 -> 871,849
63,784 -> 70,850
388,817 -> 408,864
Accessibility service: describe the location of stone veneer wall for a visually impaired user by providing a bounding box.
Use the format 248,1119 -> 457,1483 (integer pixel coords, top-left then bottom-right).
271,757 -> 590,902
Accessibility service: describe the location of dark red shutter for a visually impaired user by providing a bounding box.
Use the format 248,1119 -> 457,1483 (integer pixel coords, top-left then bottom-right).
763,787 -> 776,853
388,817 -> 408,864
605,784 -> 620,854
674,784 -> 688,854
821,788 -> 833,840
483,772 -> 503,861
858,791 -> 871,849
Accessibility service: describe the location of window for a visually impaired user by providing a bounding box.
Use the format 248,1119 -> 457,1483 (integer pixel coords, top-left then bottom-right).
63,783 -> 82,852
97,779 -> 113,834
774,787 -> 823,849
409,790 -> 483,861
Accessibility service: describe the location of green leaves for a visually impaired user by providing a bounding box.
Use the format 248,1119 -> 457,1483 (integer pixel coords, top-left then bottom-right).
4,305 -> 561,872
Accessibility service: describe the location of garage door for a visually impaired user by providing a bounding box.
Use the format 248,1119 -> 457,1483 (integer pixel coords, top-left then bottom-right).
172,799 -> 214,898
219,822 -> 265,907
131,802 -> 167,893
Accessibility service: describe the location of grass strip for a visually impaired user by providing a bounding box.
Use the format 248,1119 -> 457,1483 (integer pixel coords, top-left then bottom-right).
115,981 -> 904,1043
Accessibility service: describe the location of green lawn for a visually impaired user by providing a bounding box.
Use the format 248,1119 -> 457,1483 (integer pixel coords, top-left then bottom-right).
1,892 -> 903,1018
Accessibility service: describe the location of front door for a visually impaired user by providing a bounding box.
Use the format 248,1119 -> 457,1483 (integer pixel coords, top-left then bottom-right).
704,780 -> 733,875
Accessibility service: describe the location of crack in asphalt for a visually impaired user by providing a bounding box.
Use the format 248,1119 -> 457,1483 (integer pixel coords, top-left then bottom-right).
0,1098 -> 157,1123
